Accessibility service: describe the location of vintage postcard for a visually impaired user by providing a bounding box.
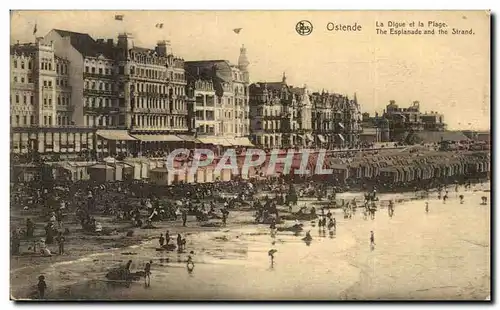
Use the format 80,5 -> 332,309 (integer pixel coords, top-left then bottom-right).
9,10 -> 490,301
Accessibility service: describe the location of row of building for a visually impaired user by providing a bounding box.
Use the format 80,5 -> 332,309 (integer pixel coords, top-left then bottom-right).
11,28 -> 451,160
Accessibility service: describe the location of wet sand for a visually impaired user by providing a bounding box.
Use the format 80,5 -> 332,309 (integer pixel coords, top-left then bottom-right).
11,184 -> 490,300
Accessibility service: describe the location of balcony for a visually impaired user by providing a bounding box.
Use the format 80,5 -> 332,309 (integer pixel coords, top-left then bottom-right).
133,107 -> 172,114
84,106 -> 120,114
83,72 -> 114,79
83,89 -> 114,96
56,84 -> 73,91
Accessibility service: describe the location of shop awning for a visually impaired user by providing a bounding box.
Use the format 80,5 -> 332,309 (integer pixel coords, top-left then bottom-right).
97,130 -> 136,141
317,135 -> 326,143
233,137 -> 254,147
217,138 -> 234,147
305,134 -> 314,142
132,134 -> 183,142
337,134 -> 345,142
197,137 -> 217,144
176,134 -> 198,142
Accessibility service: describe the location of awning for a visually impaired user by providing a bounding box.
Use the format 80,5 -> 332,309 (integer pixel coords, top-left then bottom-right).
338,122 -> 345,129
97,130 -> 136,141
217,138 -> 234,147
317,135 -> 326,143
233,137 -> 254,147
306,134 -> 314,142
176,134 -> 198,142
197,137 -> 216,144
132,134 -> 183,142
337,134 -> 345,142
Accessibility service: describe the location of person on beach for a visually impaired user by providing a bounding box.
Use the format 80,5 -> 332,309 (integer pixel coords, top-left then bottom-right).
177,234 -> 183,251
182,210 -> 187,227
26,218 -> 35,238
186,255 -> 195,272
165,231 -> 170,245
370,231 -> 375,247
425,202 -> 429,213
124,260 -> 132,279
268,249 -> 277,266
321,217 -> 327,228
144,260 -> 152,287
56,231 -> 65,255
159,234 -> 165,247
37,275 -> 47,299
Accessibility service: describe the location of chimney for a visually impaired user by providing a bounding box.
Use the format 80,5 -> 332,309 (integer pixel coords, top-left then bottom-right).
389,100 -> 396,105
96,39 -> 104,44
107,39 -> 114,46
156,40 -> 170,57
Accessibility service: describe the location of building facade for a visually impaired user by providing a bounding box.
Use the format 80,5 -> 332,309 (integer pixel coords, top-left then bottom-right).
383,100 -> 446,141
310,91 -> 362,148
184,46 -> 251,146
248,75 -> 295,149
44,30 -> 192,157
10,39 -> 97,160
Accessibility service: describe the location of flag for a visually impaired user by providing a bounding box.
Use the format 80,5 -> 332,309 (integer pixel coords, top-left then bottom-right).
115,15 -> 124,21
155,23 -> 164,29
233,28 -> 242,34
33,23 -> 37,35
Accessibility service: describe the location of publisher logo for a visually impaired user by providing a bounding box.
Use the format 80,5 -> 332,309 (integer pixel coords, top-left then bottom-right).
296,20 -> 313,36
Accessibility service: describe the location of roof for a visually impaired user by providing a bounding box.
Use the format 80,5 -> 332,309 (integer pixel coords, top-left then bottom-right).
412,131 -> 470,143
53,29 -> 114,58
185,60 -> 233,82
185,60 -> 232,97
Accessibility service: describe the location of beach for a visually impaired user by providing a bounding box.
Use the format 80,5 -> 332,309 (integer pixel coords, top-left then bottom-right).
10,183 -> 490,300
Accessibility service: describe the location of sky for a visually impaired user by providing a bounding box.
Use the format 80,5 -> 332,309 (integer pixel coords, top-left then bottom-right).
10,10 -> 490,130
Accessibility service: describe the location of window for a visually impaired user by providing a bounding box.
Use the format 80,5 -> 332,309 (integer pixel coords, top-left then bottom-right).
56,79 -> 60,86
30,95 -> 34,104
91,67 -> 95,74
30,115 -> 34,125
58,97 -> 61,105
15,95 -> 19,103
57,64 -> 60,73
23,96 -> 26,104
85,66 -> 89,73
48,81 -> 52,87
48,63 -> 52,71
13,76 -> 17,83
43,81 -> 47,87
98,68 -> 103,75
99,83 -> 103,90
15,115 -> 19,125
44,98 -> 47,106
92,82 -> 96,89
28,76 -> 33,83
57,116 -> 61,125
28,61 -> 32,69
48,116 -> 52,125
13,60 -> 17,68
49,98 -> 52,105
21,77 -> 25,83
23,116 -> 26,125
